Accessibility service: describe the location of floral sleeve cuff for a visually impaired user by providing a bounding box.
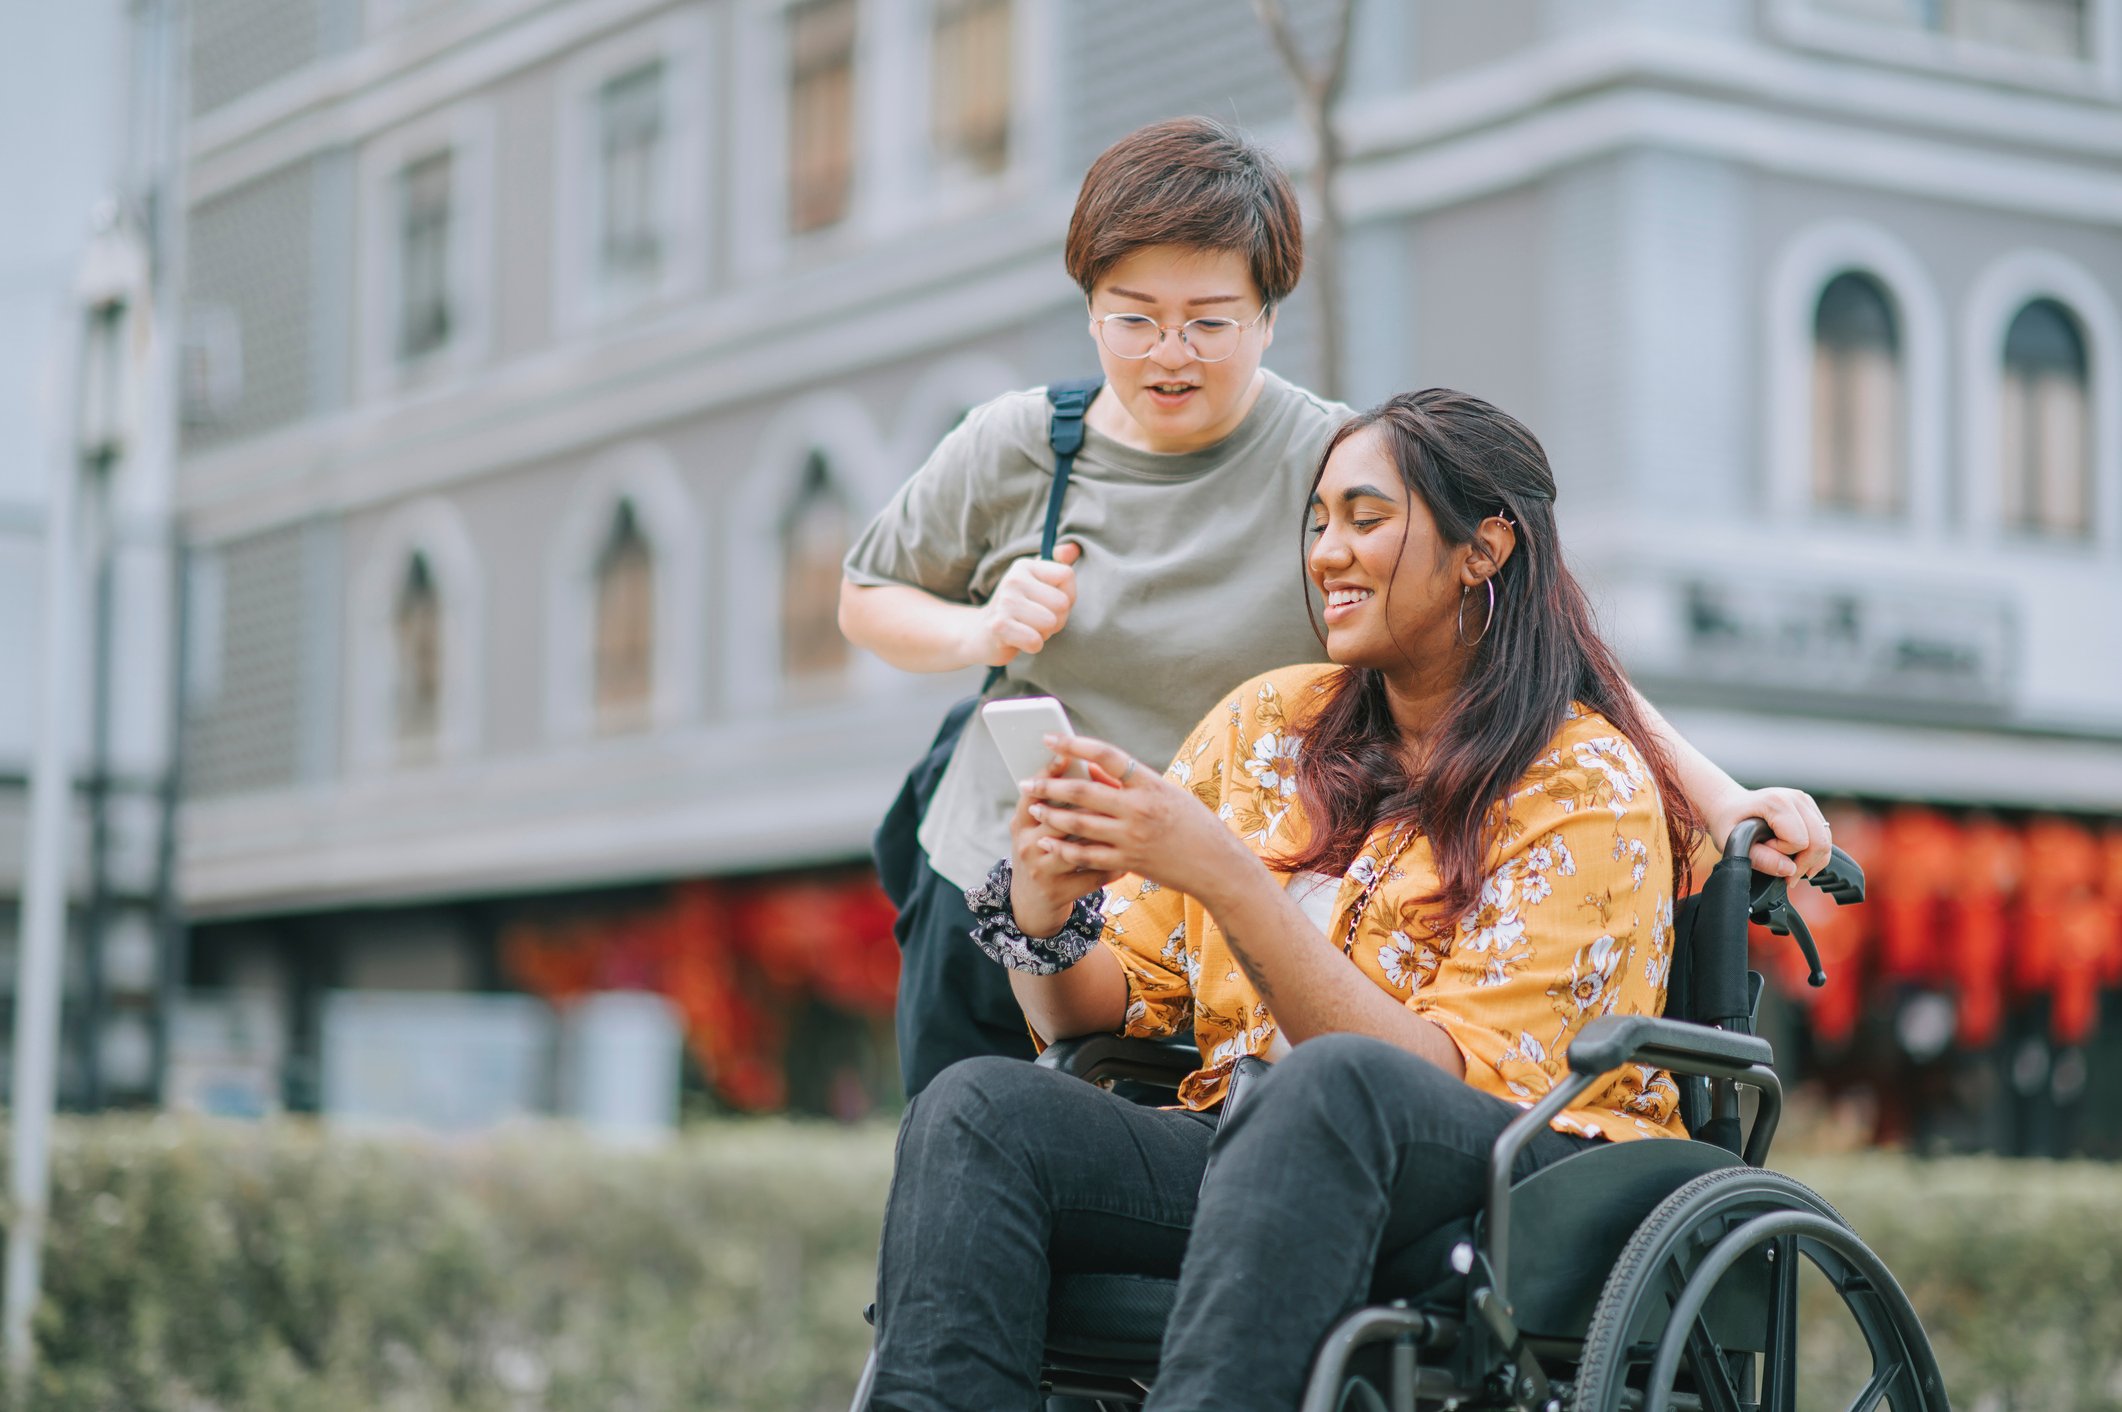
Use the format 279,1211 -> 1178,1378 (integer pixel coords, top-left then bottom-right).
964,858 -> 1106,976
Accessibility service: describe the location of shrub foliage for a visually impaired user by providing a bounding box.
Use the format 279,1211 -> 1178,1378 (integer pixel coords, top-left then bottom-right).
3,1120 -> 2117,1410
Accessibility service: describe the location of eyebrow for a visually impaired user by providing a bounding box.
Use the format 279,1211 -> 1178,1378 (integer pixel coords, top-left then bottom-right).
1309,483 -> 1401,508
1106,286 -> 1248,307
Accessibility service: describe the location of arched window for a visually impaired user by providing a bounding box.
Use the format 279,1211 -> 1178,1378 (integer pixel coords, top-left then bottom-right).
394,553 -> 443,757
594,499 -> 656,731
2000,298 -> 2091,539
782,451 -> 852,687
1811,271 -> 1904,516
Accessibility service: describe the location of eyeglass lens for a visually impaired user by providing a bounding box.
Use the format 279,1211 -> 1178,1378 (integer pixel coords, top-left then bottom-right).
1098,315 -> 1248,363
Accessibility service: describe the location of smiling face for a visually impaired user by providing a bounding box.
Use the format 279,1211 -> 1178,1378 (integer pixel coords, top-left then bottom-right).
1308,425 -> 1495,676
1086,245 -> 1274,455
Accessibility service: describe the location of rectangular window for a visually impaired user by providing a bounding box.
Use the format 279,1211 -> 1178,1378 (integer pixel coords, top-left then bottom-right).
787,0 -> 857,234
398,151 -> 454,361
599,61 -> 666,290
931,0 -> 1011,181
1809,0 -> 2089,59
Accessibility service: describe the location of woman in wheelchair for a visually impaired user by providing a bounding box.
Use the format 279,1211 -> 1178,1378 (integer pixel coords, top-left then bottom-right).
865,389 -> 1831,1412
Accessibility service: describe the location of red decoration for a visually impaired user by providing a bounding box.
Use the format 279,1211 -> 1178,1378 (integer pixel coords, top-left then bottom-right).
500,867 -> 901,1112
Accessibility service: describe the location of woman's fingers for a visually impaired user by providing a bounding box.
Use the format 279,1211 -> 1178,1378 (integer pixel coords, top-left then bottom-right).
1041,731 -> 1137,782
1744,789 -> 1832,878
1028,802 -> 1122,844
1037,835 -> 1124,872
1022,773 -> 1122,811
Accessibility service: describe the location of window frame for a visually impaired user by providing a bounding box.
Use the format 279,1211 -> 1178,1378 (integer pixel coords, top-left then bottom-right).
730,0 -> 1056,277
357,99 -> 496,400
348,497 -> 485,772
544,440 -> 702,743
1765,219 -> 1949,541
1960,248 -> 2122,559
551,10 -> 712,335
724,390 -> 897,716
1767,0 -> 2122,99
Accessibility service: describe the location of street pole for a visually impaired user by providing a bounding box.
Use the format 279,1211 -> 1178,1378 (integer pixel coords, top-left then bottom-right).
6,215 -> 145,1385
79,450 -> 119,1112
4,327 -> 90,1389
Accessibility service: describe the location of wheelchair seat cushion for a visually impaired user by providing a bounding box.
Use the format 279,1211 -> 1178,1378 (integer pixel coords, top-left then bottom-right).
1046,1272 -> 1176,1373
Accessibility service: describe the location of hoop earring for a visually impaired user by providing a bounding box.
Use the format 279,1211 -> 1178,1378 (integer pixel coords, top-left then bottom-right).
1457,579 -> 1496,648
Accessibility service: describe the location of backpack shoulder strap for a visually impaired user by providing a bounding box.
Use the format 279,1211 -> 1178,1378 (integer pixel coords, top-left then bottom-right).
983,377 -> 1103,694
1039,377 -> 1103,559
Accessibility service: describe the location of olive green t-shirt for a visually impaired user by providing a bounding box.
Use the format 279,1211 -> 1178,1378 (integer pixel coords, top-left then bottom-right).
845,370 -> 1353,890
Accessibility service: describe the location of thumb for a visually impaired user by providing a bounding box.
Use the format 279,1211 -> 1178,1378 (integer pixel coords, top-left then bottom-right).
1052,541 -> 1083,567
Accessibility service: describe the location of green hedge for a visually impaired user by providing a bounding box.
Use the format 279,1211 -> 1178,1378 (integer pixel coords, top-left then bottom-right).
5,1119 -> 2119,1410
12,1118 -> 890,1412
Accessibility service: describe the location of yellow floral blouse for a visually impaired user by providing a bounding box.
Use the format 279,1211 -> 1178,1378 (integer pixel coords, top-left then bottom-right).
1096,663 -> 1686,1144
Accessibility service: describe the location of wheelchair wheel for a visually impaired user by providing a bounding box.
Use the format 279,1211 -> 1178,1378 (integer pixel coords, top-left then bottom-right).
1571,1167 -> 1945,1412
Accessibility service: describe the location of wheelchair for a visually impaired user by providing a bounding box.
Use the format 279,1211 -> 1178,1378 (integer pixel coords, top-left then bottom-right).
852,821 -> 1947,1411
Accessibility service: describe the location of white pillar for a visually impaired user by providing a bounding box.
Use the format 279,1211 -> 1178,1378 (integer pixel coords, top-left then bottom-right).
5,376 -> 83,1385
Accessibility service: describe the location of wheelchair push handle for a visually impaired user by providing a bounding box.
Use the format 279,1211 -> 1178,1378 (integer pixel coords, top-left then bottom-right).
1723,818 -> 1867,990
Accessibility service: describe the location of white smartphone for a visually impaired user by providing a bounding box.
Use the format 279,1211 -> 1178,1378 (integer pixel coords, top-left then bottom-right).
981,696 -> 1089,784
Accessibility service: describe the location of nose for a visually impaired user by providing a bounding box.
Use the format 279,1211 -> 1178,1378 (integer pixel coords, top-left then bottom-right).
1308,520 -> 1350,579
1147,327 -> 1195,372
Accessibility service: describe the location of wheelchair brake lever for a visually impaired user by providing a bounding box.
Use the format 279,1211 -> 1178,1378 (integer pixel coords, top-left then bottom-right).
1747,877 -> 1828,989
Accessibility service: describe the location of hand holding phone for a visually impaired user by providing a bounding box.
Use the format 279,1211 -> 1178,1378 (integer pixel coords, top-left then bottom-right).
981,697 -> 1088,784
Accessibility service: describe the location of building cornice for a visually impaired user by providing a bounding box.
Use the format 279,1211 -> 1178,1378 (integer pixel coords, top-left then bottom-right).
176,684 -> 963,916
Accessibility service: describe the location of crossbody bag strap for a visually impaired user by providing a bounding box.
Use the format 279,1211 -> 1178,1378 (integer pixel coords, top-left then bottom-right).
982,375 -> 1104,692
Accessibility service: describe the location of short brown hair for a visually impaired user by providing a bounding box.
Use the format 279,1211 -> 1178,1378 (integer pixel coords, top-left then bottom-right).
1064,117 -> 1304,306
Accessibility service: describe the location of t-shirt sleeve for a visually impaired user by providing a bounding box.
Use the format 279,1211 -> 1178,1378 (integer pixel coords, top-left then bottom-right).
841,400 -> 1012,602
1405,731 -> 1678,1114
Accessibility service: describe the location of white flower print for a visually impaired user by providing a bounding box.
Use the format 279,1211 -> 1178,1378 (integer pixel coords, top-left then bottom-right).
1207,1023 -> 1277,1070
1556,933 -> 1626,1017
1244,730 -> 1304,798
1457,875 -> 1532,987
1612,835 -> 1649,891
1376,931 -> 1438,993
1573,737 -> 1648,818
1161,923 -> 1201,990
1498,1030 -> 1554,1099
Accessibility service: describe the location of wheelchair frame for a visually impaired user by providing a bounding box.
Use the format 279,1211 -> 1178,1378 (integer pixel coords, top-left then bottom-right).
857,822 -> 1946,1412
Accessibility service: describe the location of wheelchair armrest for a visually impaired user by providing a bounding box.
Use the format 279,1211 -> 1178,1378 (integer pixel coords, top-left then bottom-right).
1567,1014 -> 1773,1081
1035,1034 -> 1201,1089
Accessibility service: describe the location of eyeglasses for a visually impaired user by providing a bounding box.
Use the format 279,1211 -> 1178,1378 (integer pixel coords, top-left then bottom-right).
1089,304 -> 1270,363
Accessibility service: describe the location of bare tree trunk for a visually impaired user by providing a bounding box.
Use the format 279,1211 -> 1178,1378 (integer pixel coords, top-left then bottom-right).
1254,0 -> 1358,404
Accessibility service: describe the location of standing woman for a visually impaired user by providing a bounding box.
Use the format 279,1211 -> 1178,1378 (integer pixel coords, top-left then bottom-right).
840,117 -> 1827,1099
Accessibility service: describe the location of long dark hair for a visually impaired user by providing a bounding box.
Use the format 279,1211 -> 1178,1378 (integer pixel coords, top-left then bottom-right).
1280,389 -> 1701,930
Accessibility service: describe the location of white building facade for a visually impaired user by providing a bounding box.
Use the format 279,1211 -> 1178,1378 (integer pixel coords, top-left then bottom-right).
171,0 -> 2122,1133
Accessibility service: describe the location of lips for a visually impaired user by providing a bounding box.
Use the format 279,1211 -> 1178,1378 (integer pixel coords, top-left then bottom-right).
1322,586 -> 1373,624
1144,381 -> 1198,409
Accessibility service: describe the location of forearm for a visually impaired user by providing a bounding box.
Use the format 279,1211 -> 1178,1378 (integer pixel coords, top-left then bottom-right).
1198,864 -> 1465,1077
1010,944 -> 1129,1043
837,579 -> 985,673
1630,684 -> 1738,821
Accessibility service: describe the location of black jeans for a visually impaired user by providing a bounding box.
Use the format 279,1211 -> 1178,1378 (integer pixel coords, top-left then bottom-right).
871,1033 -> 1595,1412
893,852 -> 1038,1099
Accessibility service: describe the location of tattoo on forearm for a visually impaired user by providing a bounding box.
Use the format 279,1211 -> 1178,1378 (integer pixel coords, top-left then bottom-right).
1221,930 -> 1278,1006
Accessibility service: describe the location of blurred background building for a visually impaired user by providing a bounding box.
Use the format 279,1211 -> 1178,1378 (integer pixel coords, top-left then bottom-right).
25,0 -> 2114,1146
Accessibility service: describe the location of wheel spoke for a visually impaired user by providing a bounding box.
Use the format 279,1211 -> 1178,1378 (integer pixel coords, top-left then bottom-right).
1760,1236 -> 1799,1412
1845,1360 -> 1901,1412
1683,1318 -> 1746,1412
